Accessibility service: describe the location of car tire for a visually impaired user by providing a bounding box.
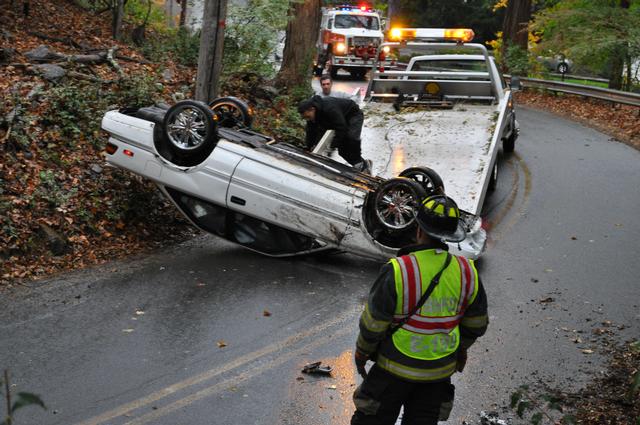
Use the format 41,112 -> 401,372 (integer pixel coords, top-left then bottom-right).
162,100 -> 218,166
372,177 -> 427,232
488,161 -> 498,192
399,167 -> 445,195
209,96 -> 253,129
557,62 -> 569,74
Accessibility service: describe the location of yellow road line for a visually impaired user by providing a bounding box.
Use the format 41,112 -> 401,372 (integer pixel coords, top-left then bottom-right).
76,307 -> 359,425
123,325 -> 353,424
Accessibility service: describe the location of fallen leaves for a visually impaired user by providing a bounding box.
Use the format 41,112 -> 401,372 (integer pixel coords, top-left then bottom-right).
216,340 -> 227,348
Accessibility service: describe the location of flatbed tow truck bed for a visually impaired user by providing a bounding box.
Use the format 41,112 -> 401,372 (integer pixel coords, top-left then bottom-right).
360,102 -> 499,215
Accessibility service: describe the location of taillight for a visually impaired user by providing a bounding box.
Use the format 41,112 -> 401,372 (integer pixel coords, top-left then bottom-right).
123,149 -> 134,157
105,142 -> 118,155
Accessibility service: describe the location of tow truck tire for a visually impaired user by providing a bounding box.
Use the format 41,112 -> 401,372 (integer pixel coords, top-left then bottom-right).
209,96 -> 253,129
503,131 -> 515,153
372,177 -> 427,232
161,100 -> 218,166
488,161 -> 498,192
399,167 -> 445,196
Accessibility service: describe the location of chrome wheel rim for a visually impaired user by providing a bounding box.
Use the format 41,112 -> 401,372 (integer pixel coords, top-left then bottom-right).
405,172 -> 436,194
167,107 -> 208,150
376,186 -> 417,230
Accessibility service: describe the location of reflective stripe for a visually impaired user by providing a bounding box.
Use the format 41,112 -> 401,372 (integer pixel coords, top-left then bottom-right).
460,314 -> 488,328
357,334 -> 378,354
398,257 -> 410,315
456,256 -> 471,312
376,354 -> 457,381
361,304 -> 390,333
409,254 -> 423,309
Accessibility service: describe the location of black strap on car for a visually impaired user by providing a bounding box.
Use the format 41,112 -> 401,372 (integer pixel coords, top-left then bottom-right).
387,252 -> 453,338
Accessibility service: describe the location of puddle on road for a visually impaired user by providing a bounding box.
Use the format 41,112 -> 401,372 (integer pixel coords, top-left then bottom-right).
276,350 -> 357,425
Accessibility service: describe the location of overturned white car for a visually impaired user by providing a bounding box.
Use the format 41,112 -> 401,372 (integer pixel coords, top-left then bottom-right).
101,98 -> 486,260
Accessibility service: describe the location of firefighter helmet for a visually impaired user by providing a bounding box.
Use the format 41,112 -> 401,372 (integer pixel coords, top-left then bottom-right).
415,195 -> 466,242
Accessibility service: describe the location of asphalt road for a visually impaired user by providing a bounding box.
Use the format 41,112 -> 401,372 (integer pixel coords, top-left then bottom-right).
2,96 -> 639,424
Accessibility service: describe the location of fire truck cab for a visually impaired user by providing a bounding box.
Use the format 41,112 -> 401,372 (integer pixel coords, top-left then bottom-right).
314,5 -> 384,80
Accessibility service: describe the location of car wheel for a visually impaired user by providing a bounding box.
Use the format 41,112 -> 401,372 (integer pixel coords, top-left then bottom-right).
162,100 -> 218,165
209,96 -> 253,129
557,62 -> 569,74
399,167 -> 445,195
372,178 -> 427,232
488,161 -> 498,192
503,130 -> 516,153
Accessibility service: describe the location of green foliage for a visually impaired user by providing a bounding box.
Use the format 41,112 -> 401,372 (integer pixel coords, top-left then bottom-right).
114,74 -> 162,108
509,384 -> 575,424
1,372 -> 46,425
531,0 -> 640,84
531,412 -> 543,425
124,0 -> 168,29
140,28 -> 200,67
504,44 -> 530,76
43,84 -> 104,143
42,77 -> 160,147
35,170 -> 78,209
223,0 -> 291,77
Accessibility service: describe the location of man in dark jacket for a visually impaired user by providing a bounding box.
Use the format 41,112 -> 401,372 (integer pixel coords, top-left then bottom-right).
298,95 -> 372,174
351,194 -> 489,425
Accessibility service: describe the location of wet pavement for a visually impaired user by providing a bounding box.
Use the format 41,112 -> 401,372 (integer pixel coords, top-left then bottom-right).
2,106 -> 640,424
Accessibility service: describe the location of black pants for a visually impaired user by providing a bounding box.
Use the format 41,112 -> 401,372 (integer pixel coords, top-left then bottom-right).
351,365 -> 454,425
336,110 -> 364,166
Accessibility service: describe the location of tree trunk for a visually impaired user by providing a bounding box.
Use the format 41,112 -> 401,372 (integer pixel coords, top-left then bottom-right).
608,0 -> 630,90
275,0 -> 321,89
501,0 -> 532,53
112,0 -> 125,41
387,0 -> 399,31
179,0 -> 187,27
195,0 -> 228,102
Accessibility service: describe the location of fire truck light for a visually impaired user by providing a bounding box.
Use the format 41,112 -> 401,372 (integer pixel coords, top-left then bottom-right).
390,28 -> 402,40
382,46 -> 391,54
359,5 -> 367,11
335,42 -> 347,54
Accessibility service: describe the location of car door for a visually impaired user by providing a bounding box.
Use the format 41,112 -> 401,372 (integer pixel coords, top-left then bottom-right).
226,148 -> 359,251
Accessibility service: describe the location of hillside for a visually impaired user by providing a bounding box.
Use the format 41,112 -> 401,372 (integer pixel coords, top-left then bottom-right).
0,0 -> 306,286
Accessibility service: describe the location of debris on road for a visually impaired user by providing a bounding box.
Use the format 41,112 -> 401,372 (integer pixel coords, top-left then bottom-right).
217,340 -> 227,348
538,297 -> 555,304
301,361 -> 333,375
479,410 -> 509,425
263,310 -> 272,317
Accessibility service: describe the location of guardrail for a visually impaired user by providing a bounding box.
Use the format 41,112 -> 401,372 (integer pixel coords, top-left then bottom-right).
512,76 -> 640,107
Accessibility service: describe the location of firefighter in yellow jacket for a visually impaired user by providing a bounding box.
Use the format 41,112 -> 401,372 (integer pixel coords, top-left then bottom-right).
351,194 -> 489,425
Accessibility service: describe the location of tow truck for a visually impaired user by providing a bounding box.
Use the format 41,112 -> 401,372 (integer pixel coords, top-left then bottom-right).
314,5 -> 385,79
317,28 -> 520,220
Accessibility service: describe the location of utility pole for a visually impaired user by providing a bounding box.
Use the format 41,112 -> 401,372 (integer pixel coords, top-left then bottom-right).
195,0 -> 228,102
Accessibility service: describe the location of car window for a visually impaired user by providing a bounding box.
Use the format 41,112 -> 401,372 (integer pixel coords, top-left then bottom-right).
410,59 -> 488,73
166,188 -> 320,255
334,14 -> 379,30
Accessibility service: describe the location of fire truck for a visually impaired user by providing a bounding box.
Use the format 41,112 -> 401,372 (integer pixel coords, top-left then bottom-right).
314,5 -> 385,79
